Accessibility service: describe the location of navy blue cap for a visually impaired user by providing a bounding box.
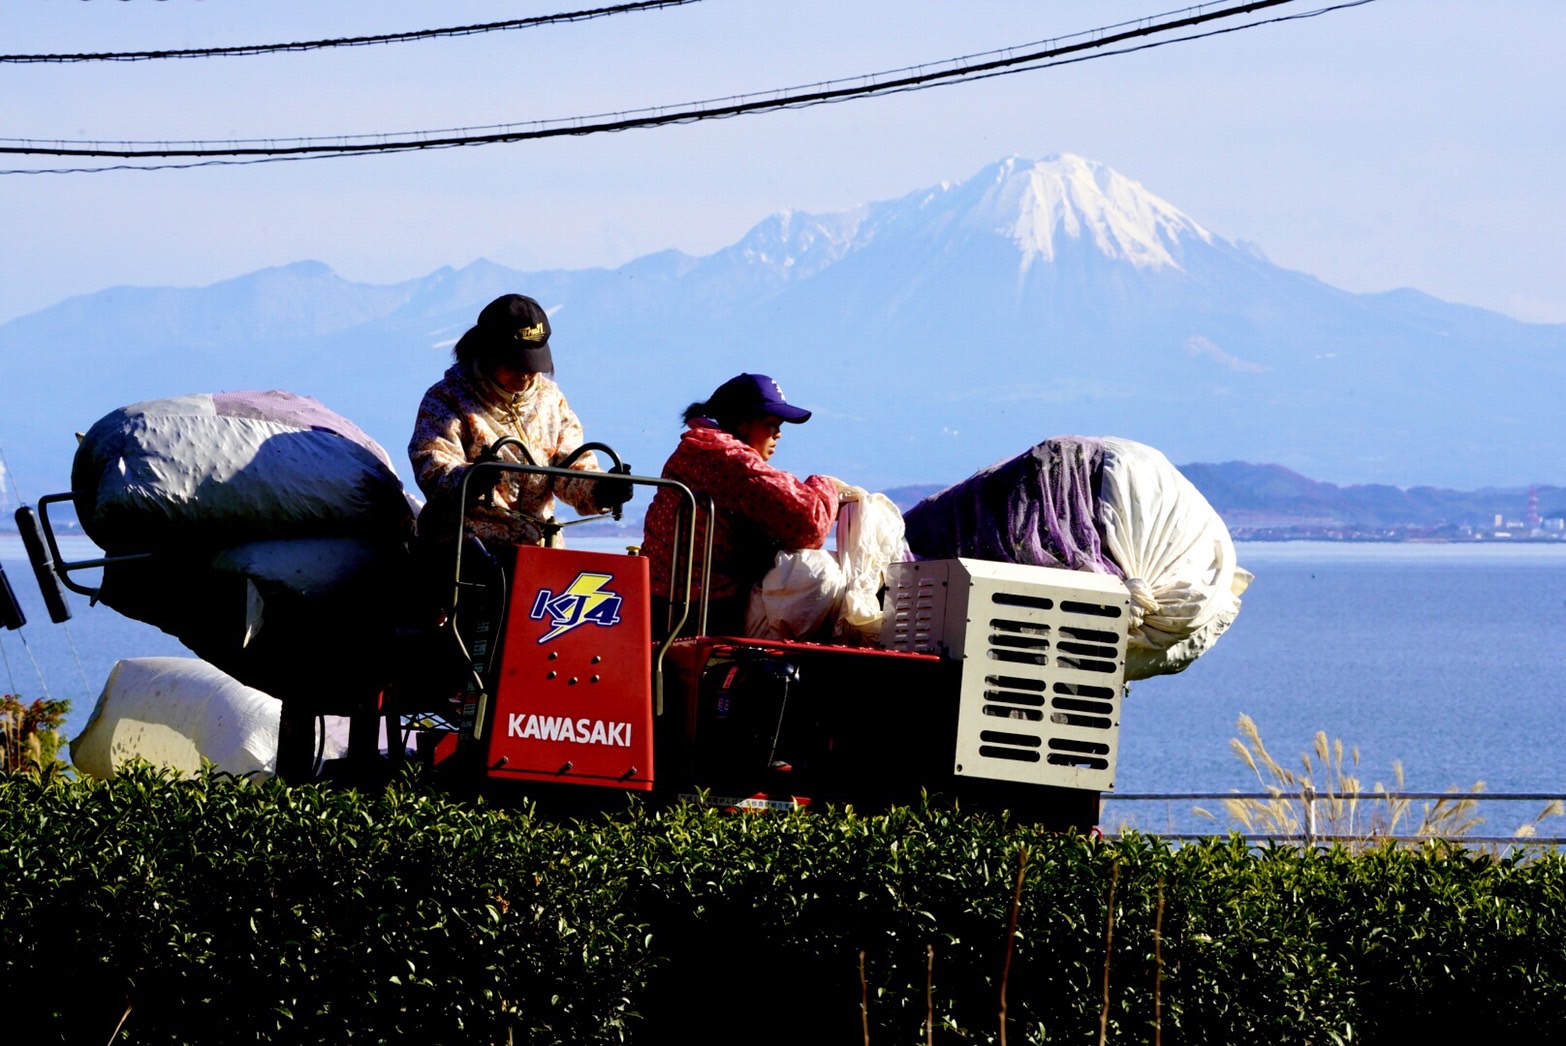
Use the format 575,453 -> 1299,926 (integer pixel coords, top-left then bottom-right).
707,373 -> 812,423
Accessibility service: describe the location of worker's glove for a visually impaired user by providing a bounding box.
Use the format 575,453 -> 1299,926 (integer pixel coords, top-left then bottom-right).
594,464 -> 635,514
473,442 -> 502,507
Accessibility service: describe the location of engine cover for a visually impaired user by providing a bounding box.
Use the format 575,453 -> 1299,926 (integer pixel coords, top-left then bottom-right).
483,545 -> 654,790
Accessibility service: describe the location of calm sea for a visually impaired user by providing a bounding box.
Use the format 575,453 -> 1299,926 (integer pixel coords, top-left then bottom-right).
5,537 -> 1565,813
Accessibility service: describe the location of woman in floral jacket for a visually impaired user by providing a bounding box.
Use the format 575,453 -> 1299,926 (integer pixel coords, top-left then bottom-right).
642,373 -> 848,637
409,293 -> 627,549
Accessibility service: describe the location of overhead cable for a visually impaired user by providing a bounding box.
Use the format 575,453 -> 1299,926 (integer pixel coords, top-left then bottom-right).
0,0 -> 1379,173
0,0 -> 702,63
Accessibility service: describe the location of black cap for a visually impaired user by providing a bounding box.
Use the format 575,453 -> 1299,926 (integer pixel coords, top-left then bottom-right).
707,373 -> 812,423
461,293 -> 553,373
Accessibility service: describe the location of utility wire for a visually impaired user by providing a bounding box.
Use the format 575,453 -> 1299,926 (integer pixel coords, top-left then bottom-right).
0,0 -> 703,64
0,0 -> 1378,173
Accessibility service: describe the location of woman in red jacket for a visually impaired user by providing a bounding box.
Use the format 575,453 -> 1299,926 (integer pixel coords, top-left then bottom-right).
642,373 -> 848,638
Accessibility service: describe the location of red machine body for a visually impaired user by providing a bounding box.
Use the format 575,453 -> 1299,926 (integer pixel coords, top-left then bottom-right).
480,546 -> 655,791
19,438 -> 1110,827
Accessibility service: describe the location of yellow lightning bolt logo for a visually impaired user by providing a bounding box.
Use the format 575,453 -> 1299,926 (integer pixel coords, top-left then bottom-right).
532,572 -> 623,642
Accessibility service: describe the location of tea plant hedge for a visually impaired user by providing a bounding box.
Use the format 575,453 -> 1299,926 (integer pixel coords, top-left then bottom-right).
4,766 -> 1565,1044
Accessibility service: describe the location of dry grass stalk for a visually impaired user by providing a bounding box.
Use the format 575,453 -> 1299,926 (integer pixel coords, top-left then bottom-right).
1194,714 -> 1560,849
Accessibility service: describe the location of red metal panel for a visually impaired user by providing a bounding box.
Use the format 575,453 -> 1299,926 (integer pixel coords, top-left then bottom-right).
484,546 -> 654,790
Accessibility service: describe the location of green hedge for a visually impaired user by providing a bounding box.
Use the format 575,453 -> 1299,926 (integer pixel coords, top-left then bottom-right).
3,766 -> 1565,1044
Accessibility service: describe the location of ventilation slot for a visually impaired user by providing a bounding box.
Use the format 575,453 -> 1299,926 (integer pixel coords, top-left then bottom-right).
1060,600 -> 1122,619
981,730 -> 1041,747
1057,640 -> 1119,659
979,746 -> 1042,763
991,592 -> 1054,611
977,729 -> 1044,762
1047,751 -> 1109,769
988,675 -> 1045,692
1051,695 -> 1114,715
1046,737 -> 1111,770
987,649 -> 1047,666
990,618 -> 1049,635
984,688 -> 1045,708
990,633 -> 1050,651
1054,681 -> 1116,699
1049,738 -> 1110,755
1061,625 -> 1118,644
1056,656 -> 1118,674
987,617 -> 1053,663
1049,711 -> 1113,729
985,705 -> 1044,721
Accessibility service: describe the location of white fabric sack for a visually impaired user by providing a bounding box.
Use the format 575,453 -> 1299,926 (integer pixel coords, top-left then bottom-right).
71,656 -> 348,779
1095,437 -> 1254,680
833,489 -> 910,642
744,549 -> 846,641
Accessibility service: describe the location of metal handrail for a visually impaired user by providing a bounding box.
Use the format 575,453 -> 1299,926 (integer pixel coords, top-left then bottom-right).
450,457 -> 707,729
32,491 -> 152,599
662,491 -> 716,640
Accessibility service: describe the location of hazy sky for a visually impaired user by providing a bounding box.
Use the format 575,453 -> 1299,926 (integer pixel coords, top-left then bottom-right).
2,1 -> 1562,326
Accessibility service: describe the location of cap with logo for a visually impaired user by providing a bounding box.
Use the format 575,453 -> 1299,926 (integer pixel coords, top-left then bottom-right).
707,373 -> 812,423
463,293 -> 553,373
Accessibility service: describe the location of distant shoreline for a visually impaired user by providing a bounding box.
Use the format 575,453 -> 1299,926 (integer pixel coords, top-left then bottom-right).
4,528 -> 1565,547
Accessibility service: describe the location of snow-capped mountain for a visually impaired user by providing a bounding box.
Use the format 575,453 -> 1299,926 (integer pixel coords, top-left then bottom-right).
2,154 -> 1562,506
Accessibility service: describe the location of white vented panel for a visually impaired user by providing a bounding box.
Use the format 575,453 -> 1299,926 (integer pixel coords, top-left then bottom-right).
884,558 -> 1128,792
883,559 -> 954,655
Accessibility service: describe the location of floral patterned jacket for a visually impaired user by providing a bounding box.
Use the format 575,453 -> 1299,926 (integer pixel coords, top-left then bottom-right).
642,421 -> 839,602
409,363 -> 603,547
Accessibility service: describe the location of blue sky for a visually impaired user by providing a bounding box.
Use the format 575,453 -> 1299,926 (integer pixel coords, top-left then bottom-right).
2,0 -> 1562,325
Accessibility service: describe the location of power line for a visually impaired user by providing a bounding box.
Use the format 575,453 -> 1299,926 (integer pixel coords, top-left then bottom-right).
0,0 -> 704,64
0,0 -> 1379,174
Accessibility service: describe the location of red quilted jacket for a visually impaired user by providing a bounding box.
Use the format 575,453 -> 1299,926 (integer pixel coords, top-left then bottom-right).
642,422 -> 839,602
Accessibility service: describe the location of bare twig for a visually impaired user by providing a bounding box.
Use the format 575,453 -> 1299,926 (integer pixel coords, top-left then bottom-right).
1154,877 -> 1165,1046
860,949 -> 870,1046
926,943 -> 935,1046
106,1001 -> 133,1045
1098,861 -> 1120,1046
999,845 -> 1029,1046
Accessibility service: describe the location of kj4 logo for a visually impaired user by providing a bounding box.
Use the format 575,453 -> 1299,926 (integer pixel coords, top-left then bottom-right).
529,572 -> 624,642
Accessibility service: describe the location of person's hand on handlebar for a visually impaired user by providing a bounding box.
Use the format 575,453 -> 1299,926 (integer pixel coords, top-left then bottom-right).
594,465 -> 635,513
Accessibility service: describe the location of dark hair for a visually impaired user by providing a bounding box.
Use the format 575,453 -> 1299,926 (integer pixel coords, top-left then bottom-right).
681,398 -> 753,436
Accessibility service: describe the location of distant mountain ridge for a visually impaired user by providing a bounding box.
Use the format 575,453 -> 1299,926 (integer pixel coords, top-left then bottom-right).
881,462 -> 1564,535
1159,464 -> 1563,533
2,153 -> 1562,512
